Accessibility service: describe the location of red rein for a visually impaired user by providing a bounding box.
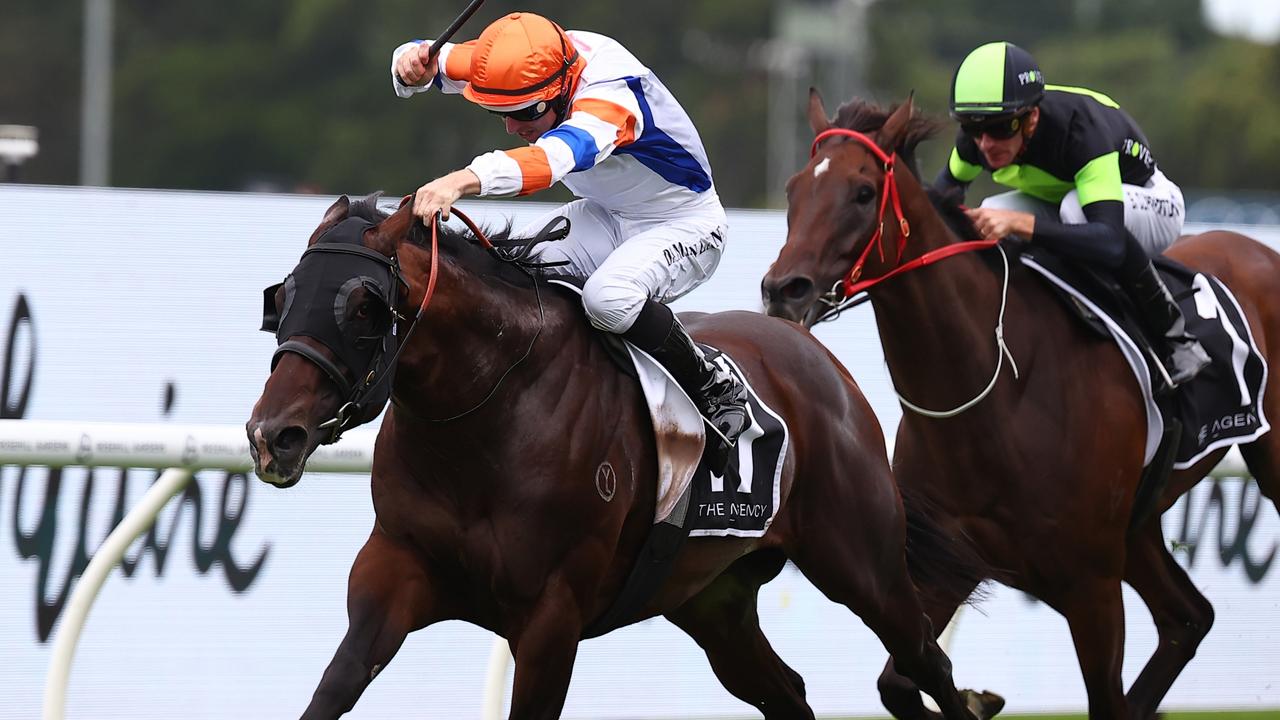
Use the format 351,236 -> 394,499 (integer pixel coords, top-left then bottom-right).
809,128 -> 997,297
416,205 -> 493,315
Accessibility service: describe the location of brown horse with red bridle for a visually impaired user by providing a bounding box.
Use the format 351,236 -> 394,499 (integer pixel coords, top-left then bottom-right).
762,91 -> 1280,719
246,194 -> 1004,719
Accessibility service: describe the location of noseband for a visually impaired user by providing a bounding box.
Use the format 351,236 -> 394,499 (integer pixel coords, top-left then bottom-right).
262,218 -> 413,443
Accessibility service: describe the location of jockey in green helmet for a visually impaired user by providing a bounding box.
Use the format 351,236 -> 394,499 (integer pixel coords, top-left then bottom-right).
935,41 -> 1209,387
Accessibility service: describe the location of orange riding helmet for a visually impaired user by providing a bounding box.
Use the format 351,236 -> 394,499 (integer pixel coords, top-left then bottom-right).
458,13 -> 585,115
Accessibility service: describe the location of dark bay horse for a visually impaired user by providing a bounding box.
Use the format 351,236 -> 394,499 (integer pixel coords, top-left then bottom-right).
245,194 -> 1002,719
761,91 -> 1280,719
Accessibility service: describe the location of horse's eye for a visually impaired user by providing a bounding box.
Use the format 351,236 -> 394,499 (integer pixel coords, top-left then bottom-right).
855,185 -> 876,205
356,302 -> 371,319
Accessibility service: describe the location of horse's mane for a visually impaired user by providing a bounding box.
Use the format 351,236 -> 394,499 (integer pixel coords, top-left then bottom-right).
830,99 -> 944,180
830,100 -> 981,242
925,184 -> 982,242
348,194 -> 543,291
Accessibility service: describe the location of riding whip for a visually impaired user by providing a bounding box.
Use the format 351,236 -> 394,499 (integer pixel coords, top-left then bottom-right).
425,0 -> 487,65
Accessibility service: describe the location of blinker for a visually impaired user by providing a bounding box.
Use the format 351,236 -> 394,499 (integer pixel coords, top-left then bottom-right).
258,216 -> 407,441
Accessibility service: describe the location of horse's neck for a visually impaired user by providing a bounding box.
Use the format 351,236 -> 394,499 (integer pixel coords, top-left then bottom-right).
868,169 -> 1009,404
391,243 -> 580,430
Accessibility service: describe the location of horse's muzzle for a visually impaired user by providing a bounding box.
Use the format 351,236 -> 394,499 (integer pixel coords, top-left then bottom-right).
247,421 -> 310,487
761,274 -> 818,325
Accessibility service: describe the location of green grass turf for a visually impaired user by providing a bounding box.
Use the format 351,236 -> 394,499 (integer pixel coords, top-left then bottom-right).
829,707 -> 1280,712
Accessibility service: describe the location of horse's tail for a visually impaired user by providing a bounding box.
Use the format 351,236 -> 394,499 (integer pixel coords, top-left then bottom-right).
900,483 -> 994,611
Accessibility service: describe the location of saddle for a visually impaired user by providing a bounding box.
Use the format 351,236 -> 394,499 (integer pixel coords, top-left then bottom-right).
1016,243 -> 1270,530
1019,244 -> 1190,389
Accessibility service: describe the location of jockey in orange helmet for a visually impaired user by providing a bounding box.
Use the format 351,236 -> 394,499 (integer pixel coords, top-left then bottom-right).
391,13 -> 747,465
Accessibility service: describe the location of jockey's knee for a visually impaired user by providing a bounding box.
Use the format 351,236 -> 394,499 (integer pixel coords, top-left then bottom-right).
582,272 -> 648,334
979,190 -> 1035,212
1058,191 -> 1085,224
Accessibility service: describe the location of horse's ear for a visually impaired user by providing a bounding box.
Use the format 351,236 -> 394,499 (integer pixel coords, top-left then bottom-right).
322,195 -> 350,225
359,200 -> 416,257
807,87 -> 830,135
308,195 -> 351,245
877,93 -> 915,155
377,201 -> 417,250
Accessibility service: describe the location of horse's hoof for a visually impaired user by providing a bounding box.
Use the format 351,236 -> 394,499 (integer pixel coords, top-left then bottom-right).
961,688 -> 1006,719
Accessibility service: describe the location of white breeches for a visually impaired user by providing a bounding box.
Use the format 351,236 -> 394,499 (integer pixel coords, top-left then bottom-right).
518,199 -> 727,333
980,168 -> 1185,256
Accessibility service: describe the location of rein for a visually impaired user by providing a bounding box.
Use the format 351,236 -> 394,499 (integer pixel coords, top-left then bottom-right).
895,244 -> 1019,418
402,207 -> 548,425
317,206 -> 547,437
808,128 -> 1017,417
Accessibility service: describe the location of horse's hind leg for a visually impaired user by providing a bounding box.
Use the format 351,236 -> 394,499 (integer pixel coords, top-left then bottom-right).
665,550 -> 816,719
1240,418 -> 1280,516
790,527 -> 987,720
1123,522 -> 1214,718
301,528 -> 443,720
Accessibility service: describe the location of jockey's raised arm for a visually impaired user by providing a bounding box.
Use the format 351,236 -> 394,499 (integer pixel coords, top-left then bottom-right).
389,12 -> 747,466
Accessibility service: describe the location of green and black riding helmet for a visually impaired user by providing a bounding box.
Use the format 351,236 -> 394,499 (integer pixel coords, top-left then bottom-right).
950,41 -> 1044,138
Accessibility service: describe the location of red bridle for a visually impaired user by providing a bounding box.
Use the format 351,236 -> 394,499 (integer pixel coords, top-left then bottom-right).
809,128 -> 997,298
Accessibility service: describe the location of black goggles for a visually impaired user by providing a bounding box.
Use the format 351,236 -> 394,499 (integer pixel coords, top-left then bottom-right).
488,100 -> 554,122
959,112 -> 1028,140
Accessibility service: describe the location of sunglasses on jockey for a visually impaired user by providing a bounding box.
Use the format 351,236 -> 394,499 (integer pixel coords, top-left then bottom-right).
487,99 -> 555,122
958,110 -> 1030,140
477,25 -> 578,124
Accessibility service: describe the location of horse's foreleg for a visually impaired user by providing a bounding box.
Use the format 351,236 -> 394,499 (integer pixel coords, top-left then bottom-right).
300,529 -> 442,720
1056,578 -> 1129,719
665,553 -> 816,719
1123,523 -> 1214,718
506,582 -> 582,720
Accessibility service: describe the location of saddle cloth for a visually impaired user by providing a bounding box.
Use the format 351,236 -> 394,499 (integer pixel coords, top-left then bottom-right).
1020,249 -> 1270,469
626,342 -> 789,536
548,279 -> 789,535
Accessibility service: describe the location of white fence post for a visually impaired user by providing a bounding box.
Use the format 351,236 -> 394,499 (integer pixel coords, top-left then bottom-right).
42,467 -> 194,720
0,421 -> 1254,720
0,419 -> 379,720
480,636 -> 513,720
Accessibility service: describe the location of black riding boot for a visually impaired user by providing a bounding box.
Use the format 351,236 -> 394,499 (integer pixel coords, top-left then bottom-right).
624,300 -> 749,471
1126,259 -> 1210,387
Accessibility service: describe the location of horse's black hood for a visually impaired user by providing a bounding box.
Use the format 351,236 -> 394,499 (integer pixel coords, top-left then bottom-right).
261,217 -> 406,439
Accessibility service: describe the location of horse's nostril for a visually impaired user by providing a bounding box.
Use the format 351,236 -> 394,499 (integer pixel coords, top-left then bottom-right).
781,277 -> 814,301
272,426 -> 308,464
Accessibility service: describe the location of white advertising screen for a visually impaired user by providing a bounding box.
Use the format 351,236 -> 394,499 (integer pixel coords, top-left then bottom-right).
1,185 -> 1277,718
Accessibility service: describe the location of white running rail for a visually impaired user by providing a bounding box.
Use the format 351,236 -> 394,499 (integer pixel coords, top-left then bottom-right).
0,420 -> 377,720
0,419 -> 375,472
0,420 -> 1251,720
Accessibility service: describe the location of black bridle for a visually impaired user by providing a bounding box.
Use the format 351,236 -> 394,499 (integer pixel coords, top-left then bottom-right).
261,219 -> 407,443
261,209 -> 572,442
